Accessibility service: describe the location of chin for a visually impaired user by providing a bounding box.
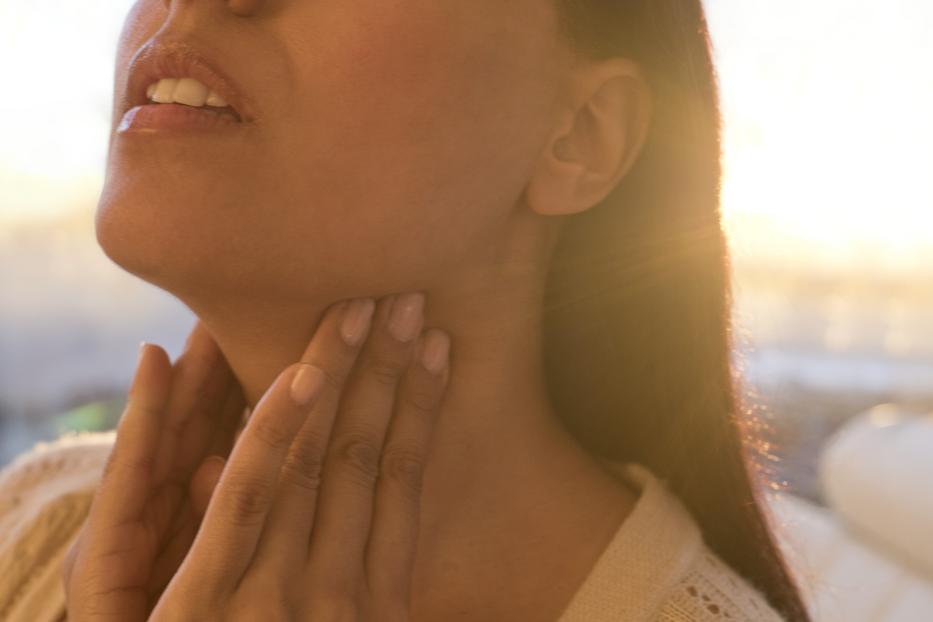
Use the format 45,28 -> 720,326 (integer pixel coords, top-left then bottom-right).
94,182 -> 302,305
94,180 -> 222,301
97,187 -> 165,277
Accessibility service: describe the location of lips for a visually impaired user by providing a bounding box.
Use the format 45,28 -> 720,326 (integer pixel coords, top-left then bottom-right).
124,37 -> 257,124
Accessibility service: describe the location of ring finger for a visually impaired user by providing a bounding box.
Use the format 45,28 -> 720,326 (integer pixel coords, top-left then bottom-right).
247,296 -> 377,573
304,292 -> 425,597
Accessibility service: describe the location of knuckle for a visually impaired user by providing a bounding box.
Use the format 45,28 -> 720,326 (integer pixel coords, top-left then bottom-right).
319,366 -> 348,393
380,447 -> 425,493
225,475 -> 274,527
280,445 -> 327,493
334,434 -> 382,486
402,385 -> 440,415
251,412 -> 293,451
363,355 -> 405,387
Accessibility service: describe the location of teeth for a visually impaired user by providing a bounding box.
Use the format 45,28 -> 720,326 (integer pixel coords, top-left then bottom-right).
205,91 -> 229,107
173,77 -> 209,106
146,77 -> 230,109
151,78 -> 178,103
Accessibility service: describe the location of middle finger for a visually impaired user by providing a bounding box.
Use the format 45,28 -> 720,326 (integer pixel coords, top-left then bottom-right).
247,296 -> 377,573
305,292 -> 426,597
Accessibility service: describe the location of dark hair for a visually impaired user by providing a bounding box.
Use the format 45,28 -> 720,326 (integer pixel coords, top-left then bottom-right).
543,1 -> 812,620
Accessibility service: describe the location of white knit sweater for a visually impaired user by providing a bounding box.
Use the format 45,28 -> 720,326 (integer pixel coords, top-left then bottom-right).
0,432 -> 788,621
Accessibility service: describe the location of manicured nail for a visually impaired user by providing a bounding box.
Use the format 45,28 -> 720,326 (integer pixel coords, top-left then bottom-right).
290,364 -> 325,407
420,330 -> 450,375
340,298 -> 376,347
388,293 -> 425,342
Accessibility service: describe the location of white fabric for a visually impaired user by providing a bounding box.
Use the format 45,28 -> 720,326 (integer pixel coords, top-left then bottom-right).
559,459 -> 787,621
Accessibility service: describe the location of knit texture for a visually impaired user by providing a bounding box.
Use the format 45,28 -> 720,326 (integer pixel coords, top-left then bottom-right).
0,431 -> 786,621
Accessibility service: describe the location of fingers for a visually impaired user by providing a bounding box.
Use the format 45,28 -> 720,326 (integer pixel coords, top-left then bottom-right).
152,320 -> 233,489
203,383 -> 249,458
146,498 -> 203,603
249,298 -> 376,572
72,343 -> 171,619
365,328 -> 449,604
143,321 -> 240,557
145,455 -> 226,596
190,455 -> 227,519
305,293 -> 426,596
170,372 -> 241,480
89,343 -> 171,529
144,403 -> 240,603
179,359 -> 327,592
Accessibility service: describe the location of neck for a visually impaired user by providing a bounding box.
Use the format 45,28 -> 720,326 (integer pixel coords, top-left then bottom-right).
187,265 -> 575,521
178,250 -> 635,619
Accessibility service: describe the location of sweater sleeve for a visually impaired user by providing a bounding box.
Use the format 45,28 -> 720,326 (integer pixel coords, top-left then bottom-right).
0,431 -> 115,622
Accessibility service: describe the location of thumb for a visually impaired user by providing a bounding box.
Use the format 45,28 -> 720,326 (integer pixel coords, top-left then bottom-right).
189,455 -> 226,519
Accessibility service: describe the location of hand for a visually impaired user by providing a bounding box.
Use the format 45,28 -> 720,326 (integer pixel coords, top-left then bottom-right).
63,320 -> 248,621
149,293 -> 450,621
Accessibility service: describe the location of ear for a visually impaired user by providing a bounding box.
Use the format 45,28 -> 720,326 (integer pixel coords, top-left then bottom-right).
526,58 -> 652,216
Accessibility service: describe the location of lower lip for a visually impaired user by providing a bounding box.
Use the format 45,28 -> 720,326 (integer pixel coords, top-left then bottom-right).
117,103 -> 245,133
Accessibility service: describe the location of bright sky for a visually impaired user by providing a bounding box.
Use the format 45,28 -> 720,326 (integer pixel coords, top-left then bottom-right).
703,0 -> 933,274
2,1 -> 931,274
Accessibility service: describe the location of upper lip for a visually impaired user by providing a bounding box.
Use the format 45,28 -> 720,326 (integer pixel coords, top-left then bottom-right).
124,37 -> 256,123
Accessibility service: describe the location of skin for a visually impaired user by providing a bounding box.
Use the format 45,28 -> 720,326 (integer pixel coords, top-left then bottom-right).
87,0 -> 654,619
66,297 -> 455,621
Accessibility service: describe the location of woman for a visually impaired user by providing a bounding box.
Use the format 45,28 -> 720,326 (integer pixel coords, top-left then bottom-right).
0,0 -> 811,620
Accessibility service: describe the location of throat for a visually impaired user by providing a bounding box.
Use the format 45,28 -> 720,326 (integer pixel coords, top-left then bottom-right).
407,441 -> 641,622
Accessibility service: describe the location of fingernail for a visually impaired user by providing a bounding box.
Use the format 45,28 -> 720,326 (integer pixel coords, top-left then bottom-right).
290,364 -> 325,407
340,298 -> 376,347
388,293 -> 425,342
420,330 -> 450,375
137,341 -> 148,364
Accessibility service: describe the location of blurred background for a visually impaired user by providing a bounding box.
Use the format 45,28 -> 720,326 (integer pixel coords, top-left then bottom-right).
1,2 -> 931,619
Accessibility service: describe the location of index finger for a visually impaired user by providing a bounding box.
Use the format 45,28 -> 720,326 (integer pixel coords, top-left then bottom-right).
89,342 -> 171,529
179,358 -> 326,593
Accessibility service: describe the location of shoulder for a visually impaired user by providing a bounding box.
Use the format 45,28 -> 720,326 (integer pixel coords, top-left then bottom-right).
0,431 -> 115,622
654,544 -> 788,622
0,430 -> 115,527
595,460 -> 789,622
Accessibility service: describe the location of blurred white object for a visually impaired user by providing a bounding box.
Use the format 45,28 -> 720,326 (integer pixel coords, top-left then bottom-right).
767,489 -> 933,622
762,405 -> 933,621
819,405 -> 933,579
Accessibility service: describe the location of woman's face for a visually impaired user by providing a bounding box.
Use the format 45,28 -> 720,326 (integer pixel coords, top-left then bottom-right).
98,0 -> 573,303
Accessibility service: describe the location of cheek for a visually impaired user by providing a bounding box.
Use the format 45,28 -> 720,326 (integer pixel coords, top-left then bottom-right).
268,3 -> 555,273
